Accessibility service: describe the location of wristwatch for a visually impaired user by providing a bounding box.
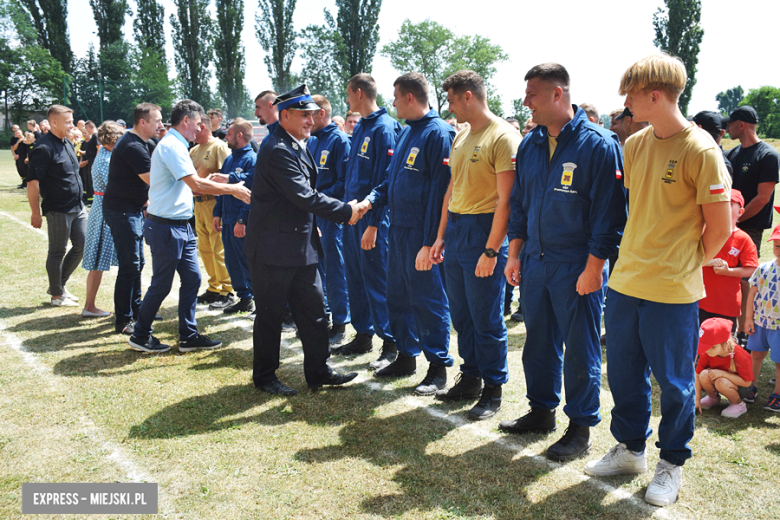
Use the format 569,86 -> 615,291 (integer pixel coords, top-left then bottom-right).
237,218 -> 247,225
483,248 -> 497,258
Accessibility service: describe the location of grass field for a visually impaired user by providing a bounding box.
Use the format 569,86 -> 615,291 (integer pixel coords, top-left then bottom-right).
1,147 -> 779,520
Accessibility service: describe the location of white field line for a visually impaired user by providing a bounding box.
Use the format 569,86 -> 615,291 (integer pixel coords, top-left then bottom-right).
0,211 -> 47,238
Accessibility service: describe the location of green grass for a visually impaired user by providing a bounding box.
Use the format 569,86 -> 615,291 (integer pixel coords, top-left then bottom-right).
0,149 -> 779,519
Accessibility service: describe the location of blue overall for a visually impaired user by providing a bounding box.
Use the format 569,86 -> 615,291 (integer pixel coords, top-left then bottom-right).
213,144 -> 256,299
343,107 -> 402,340
508,107 -> 627,426
307,122 -> 351,326
367,110 -> 454,366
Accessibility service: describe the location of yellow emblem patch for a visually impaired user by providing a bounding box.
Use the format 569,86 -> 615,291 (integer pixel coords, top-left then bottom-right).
319,150 -> 329,166
407,147 -> 419,166
561,162 -> 577,186
360,137 -> 370,154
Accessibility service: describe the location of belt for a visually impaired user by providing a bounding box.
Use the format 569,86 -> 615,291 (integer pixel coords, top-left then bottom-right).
449,211 -> 461,222
194,195 -> 216,202
147,214 -> 190,227
93,191 -> 104,196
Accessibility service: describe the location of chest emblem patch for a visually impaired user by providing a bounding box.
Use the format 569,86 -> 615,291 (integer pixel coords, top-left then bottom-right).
470,146 -> 481,163
361,137 -> 370,154
407,147 -> 419,166
204,151 -> 211,160
742,164 -> 750,173
561,162 -> 577,186
320,150 -> 329,166
729,247 -> 740,257
666,160 -> 677,178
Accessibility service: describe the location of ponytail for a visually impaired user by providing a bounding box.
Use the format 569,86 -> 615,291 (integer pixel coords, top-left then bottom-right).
726,337 -> 738,373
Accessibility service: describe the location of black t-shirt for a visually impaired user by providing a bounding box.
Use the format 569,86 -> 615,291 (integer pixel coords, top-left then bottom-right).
33,131 -> 42,140
26,132 -> 83,214
16,140 -> 29,162
103,132 -> 152,212
146,137 -> 159,155
84,133 -> 98,167
10,136 -> 19,151
726,141 -> 780,230
212,127 -> 227,140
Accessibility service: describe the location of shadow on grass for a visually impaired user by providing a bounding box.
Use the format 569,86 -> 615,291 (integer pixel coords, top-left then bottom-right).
52,346 -> 178,377
0,306 -> 46,321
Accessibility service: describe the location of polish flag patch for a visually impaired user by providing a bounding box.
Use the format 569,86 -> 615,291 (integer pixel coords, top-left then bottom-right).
710,183 -> 725,194
387,149 -> 394,156
443,158 -> 449,166
511,154 -> 517,164
616,169 -> 622,179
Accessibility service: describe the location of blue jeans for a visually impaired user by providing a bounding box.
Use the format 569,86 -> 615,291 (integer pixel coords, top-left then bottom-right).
221,223 -> 252,299
387,225 -> 453,366
134,219 -> 200,340
103,208 -> 145,327
521,256 -> 606,426
443,213 -> 509,386
604,290 -> 698,466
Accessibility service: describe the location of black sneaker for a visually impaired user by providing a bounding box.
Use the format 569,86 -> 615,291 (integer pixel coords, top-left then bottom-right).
498,407 -> 557,434
197,290 -> 222,304
116,320 -> 136,335
223,297 -> 255,314
468,385 -> 502,421
546,421 -> 591,461
414,364 -> 448,396
179,333 -> 222,353
435,372 -> 482,401
128,334 -> 170,353
328,323 -> 347,344
369,340 -> 397,370
331,333 -> 373,355
209,293 -> 237,310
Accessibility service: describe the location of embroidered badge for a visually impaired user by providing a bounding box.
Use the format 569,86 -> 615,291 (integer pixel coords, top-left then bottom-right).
616,169 -> 622,179
361,137 -> 370,154
561,162 -> 577,186
728,247 -> 740,257
406,147 -> 419,166
442,158 -> 449,166
710,183 -> 725,195
320,150 -> 329,166
470,146 -> 481,163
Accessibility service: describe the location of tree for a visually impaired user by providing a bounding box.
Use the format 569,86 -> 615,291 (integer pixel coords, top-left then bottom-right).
17,0 -> 72,73
214,0 -> 246,117
170,0 -> 212,106
255,0 -> 298,93
132,46 -> 174,118
652,0 -> 704,116
89,0 -> 129,49
512,98 -> 531,123
716,86 -> 744,116
333,0 -> 381,80
299,24 -> 346,115
741,86 -> 780,139
133,0 -> 166,57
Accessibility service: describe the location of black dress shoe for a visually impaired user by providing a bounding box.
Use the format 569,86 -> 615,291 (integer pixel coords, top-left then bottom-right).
308,370 -> 358,390
256,380 -> 297,396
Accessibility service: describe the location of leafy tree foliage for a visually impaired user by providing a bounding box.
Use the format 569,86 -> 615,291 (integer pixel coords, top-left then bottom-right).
741,86 -> 780,139
332,0 -> 381,80
89,0 -> 129,49
299,23 -> 347,116
18,0 -> 72,72
133,0 -> 166,57
255,0 -> 298,93
170,0 -> 213,106
214,0 -> 246,117
716,86 -> 744,116
652,0 -> 703,115
511,98 -> 531,123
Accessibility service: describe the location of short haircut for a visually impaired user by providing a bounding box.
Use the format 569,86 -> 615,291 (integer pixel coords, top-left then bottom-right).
394,72 -> 429,106
524,63 -> 570,87
609,109 -> 623,119
170,99 -> 206,126
47,105 -> 73,118
207,108 -> 224,120
26,119 -> 36,127
579,103 -> 599,121
505,117 -> 518,123
230,117 -> 254,141
619,53 -> 686,101
97,121 -> 125,147
85,120 -> 96,129
346,111 -> 361,121
348,73 -> 378,100
442,70 -> 486,101
133,102 -> 161,127
312,94 -> 332,118
255,90 -> 277,102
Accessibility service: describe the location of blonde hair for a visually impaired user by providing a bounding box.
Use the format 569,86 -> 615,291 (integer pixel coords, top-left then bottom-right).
97,121 -> 125,147
231,117 -> 254,142
618,53 -> 687,102
713,337 -> 739,373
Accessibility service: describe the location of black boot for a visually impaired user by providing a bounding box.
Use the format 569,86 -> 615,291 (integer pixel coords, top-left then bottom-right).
369,340 -> 397,370
546,421 -> 591,461
468,385 -> 502,421
374,352 -> 416,377
413,364 -> 447,396
331,333 -> 373,355
223,297 -> 254,314
435,372 -> 482,401
498,407 -> 557,434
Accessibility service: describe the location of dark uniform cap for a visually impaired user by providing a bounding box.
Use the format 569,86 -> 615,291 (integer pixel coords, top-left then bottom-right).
727,106 -> 759,125
693,110 -> 728,134
614,107 -> 632,121
273,84 -> 320,112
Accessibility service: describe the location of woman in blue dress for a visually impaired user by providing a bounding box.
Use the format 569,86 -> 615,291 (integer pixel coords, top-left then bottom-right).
81,121 -> 124,317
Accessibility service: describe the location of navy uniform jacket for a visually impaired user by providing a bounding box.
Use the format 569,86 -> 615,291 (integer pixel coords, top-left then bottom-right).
367,109 -> 455,246
213,144 -> 256,224
307,122 -> 351,200
244,124 -> 353,267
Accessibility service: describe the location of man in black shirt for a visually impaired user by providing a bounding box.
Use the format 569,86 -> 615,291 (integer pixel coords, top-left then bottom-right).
10,126 -> 23,188
103,103 -> 164,333
26,105 -> 87,307
692,110 -> 733,176
208,108 -> 227,140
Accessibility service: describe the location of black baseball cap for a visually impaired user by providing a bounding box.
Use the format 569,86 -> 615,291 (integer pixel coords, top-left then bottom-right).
614,107 -> 632,121
726,106 -> 759,125
693,111 -> 728,134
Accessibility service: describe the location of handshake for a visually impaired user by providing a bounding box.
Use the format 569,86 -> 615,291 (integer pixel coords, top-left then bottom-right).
347,199 -> 372,225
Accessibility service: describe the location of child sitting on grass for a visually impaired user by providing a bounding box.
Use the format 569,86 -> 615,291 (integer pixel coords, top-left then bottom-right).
743,223 -> 780,411
696,318 -> 754,418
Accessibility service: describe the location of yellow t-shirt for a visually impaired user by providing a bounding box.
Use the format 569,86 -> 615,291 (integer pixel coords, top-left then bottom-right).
189,139 -> 230,178
449,118 -> 521,214
608,123 -> 731,303
548,134 -> 558,160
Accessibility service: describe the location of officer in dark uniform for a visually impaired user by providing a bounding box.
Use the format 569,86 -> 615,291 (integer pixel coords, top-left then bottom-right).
244,85 -> 360,395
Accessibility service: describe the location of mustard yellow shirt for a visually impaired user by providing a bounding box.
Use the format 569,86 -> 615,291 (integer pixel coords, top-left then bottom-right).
189,138 -> 230,178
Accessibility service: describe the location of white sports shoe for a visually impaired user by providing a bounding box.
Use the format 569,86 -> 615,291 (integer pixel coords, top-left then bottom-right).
51,296 -> 78,307
584,443 -> 647,476
47,287 -> 79,301
645,460 -> 682,507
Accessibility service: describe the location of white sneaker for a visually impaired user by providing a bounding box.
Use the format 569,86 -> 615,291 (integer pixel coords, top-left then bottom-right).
47,287 -> 79,301
51,296 -> 78,307
721,401 -> 748,418
584,443 -> 647,476
645,460 -> 682,506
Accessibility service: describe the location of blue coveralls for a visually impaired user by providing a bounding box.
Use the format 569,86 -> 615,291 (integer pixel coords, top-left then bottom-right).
508,107 -> 627,427
307,122 -> 351,326
367,110 -> 454,366
213,144 -> 256,300
343,108 -> 402,341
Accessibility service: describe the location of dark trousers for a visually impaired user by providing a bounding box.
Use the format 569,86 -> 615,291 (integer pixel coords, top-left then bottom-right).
104,208 -> 145,327
44,208 -> 87,297
250,262 -> 331,386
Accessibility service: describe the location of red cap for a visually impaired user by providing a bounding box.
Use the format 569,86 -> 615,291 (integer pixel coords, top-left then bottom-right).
698,318 -> 732,356
768,224 -> 780,242
730,189 -> 744,209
